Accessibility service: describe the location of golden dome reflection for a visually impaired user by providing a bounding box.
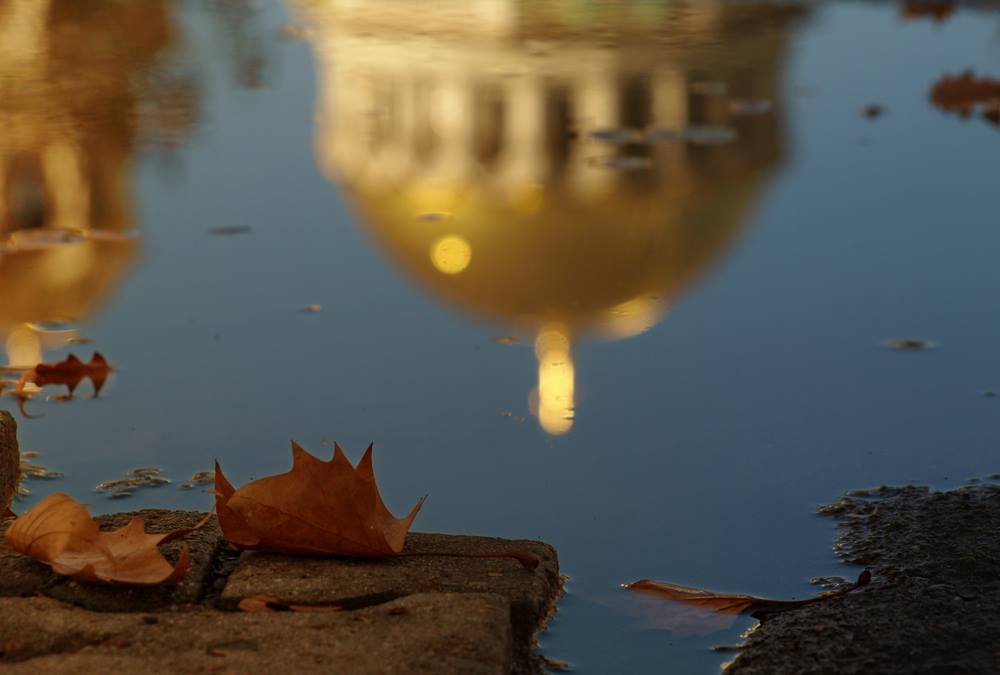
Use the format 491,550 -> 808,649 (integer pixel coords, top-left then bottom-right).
297,0 -> 807,435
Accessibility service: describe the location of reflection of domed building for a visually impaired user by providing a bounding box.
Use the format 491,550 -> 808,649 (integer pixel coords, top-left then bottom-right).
298,1 -> 805,434
0,0 -> 183,365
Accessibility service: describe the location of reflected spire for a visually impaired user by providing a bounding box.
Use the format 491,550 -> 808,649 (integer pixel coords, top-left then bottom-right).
297,0 -> 807,434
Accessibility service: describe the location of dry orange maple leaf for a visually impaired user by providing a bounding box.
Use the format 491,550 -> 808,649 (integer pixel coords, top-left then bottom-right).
624,569 -> 871,623
215,442 -> 425,558
4,493 -> 205,585
17,353 -> 112,398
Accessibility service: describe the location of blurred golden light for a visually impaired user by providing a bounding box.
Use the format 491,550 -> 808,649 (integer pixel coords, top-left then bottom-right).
534,326 -> 574,435
430,235 -> 472,275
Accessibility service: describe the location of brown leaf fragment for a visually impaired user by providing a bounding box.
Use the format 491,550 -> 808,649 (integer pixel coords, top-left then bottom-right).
883,338 -> 934,351
17,353 -> 112,398
4,493 -> 205,585
209,225 -> 252,236
863,104 -> 884,119
624,570 -> 871,622
931,71 -> 1000,118
900,1 -> 956,22
215,442 -> 424,558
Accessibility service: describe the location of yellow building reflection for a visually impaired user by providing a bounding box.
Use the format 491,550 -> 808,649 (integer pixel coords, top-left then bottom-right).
0,0 -> 184,366
297,1 -> 805,434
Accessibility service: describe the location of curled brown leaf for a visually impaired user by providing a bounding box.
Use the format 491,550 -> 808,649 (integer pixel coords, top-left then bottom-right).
4,493 -> 206,585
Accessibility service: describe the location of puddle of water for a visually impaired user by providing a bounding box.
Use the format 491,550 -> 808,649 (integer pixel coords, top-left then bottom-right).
2,1 -> 1000,672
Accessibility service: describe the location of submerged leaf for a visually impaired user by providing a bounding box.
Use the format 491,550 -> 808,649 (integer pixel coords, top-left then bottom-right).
215,442 -> 424,558
4,493 -> 205,585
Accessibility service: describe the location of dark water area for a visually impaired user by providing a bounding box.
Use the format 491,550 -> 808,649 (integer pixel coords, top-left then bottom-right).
2,1 -> 999,672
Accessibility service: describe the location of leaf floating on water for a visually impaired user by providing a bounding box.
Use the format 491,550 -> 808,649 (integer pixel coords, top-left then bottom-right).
301,304 -> 322,313
209,225 -> 253,236
4,493 -> 207,585
96,471 -> 172,498
624,570 -> 871,624
863,104 -> 884,119
883,338 -> 935,351
930,71 -> 1000,126
900,0 -> 956,22
189,471 -> 214,485
19,452 -> 65,482
495,335 -> 520,346
215,441 -> 424,558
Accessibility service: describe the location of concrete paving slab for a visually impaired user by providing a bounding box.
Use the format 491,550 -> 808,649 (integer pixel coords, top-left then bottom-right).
220,532 -> 560,672
0,593 -> 511,674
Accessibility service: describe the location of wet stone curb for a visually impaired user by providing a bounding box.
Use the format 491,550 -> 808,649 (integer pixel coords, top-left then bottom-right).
0,512 -> 561,675
727,484 -> 1000,674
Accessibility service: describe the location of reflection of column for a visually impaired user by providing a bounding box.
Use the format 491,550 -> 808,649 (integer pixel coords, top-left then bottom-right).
532,325 -> 575,436
326,66 -> 370,182
43,142 -> 89,231
652,68 -> 689,173
497,76 -> 547,189
427,76 -> 475,182
568,75 -> 617,195
368,77 -> 416,187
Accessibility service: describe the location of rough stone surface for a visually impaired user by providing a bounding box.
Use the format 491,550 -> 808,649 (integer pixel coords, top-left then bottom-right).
0,593 -> 511,674
0,510 -> 223,611
728,484 -> 1000,674
220,532 -> 560,673
0,411 -> 18,514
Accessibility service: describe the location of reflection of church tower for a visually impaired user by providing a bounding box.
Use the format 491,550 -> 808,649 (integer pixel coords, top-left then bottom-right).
298,1 -> 805,434
0,0 -> 179,365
